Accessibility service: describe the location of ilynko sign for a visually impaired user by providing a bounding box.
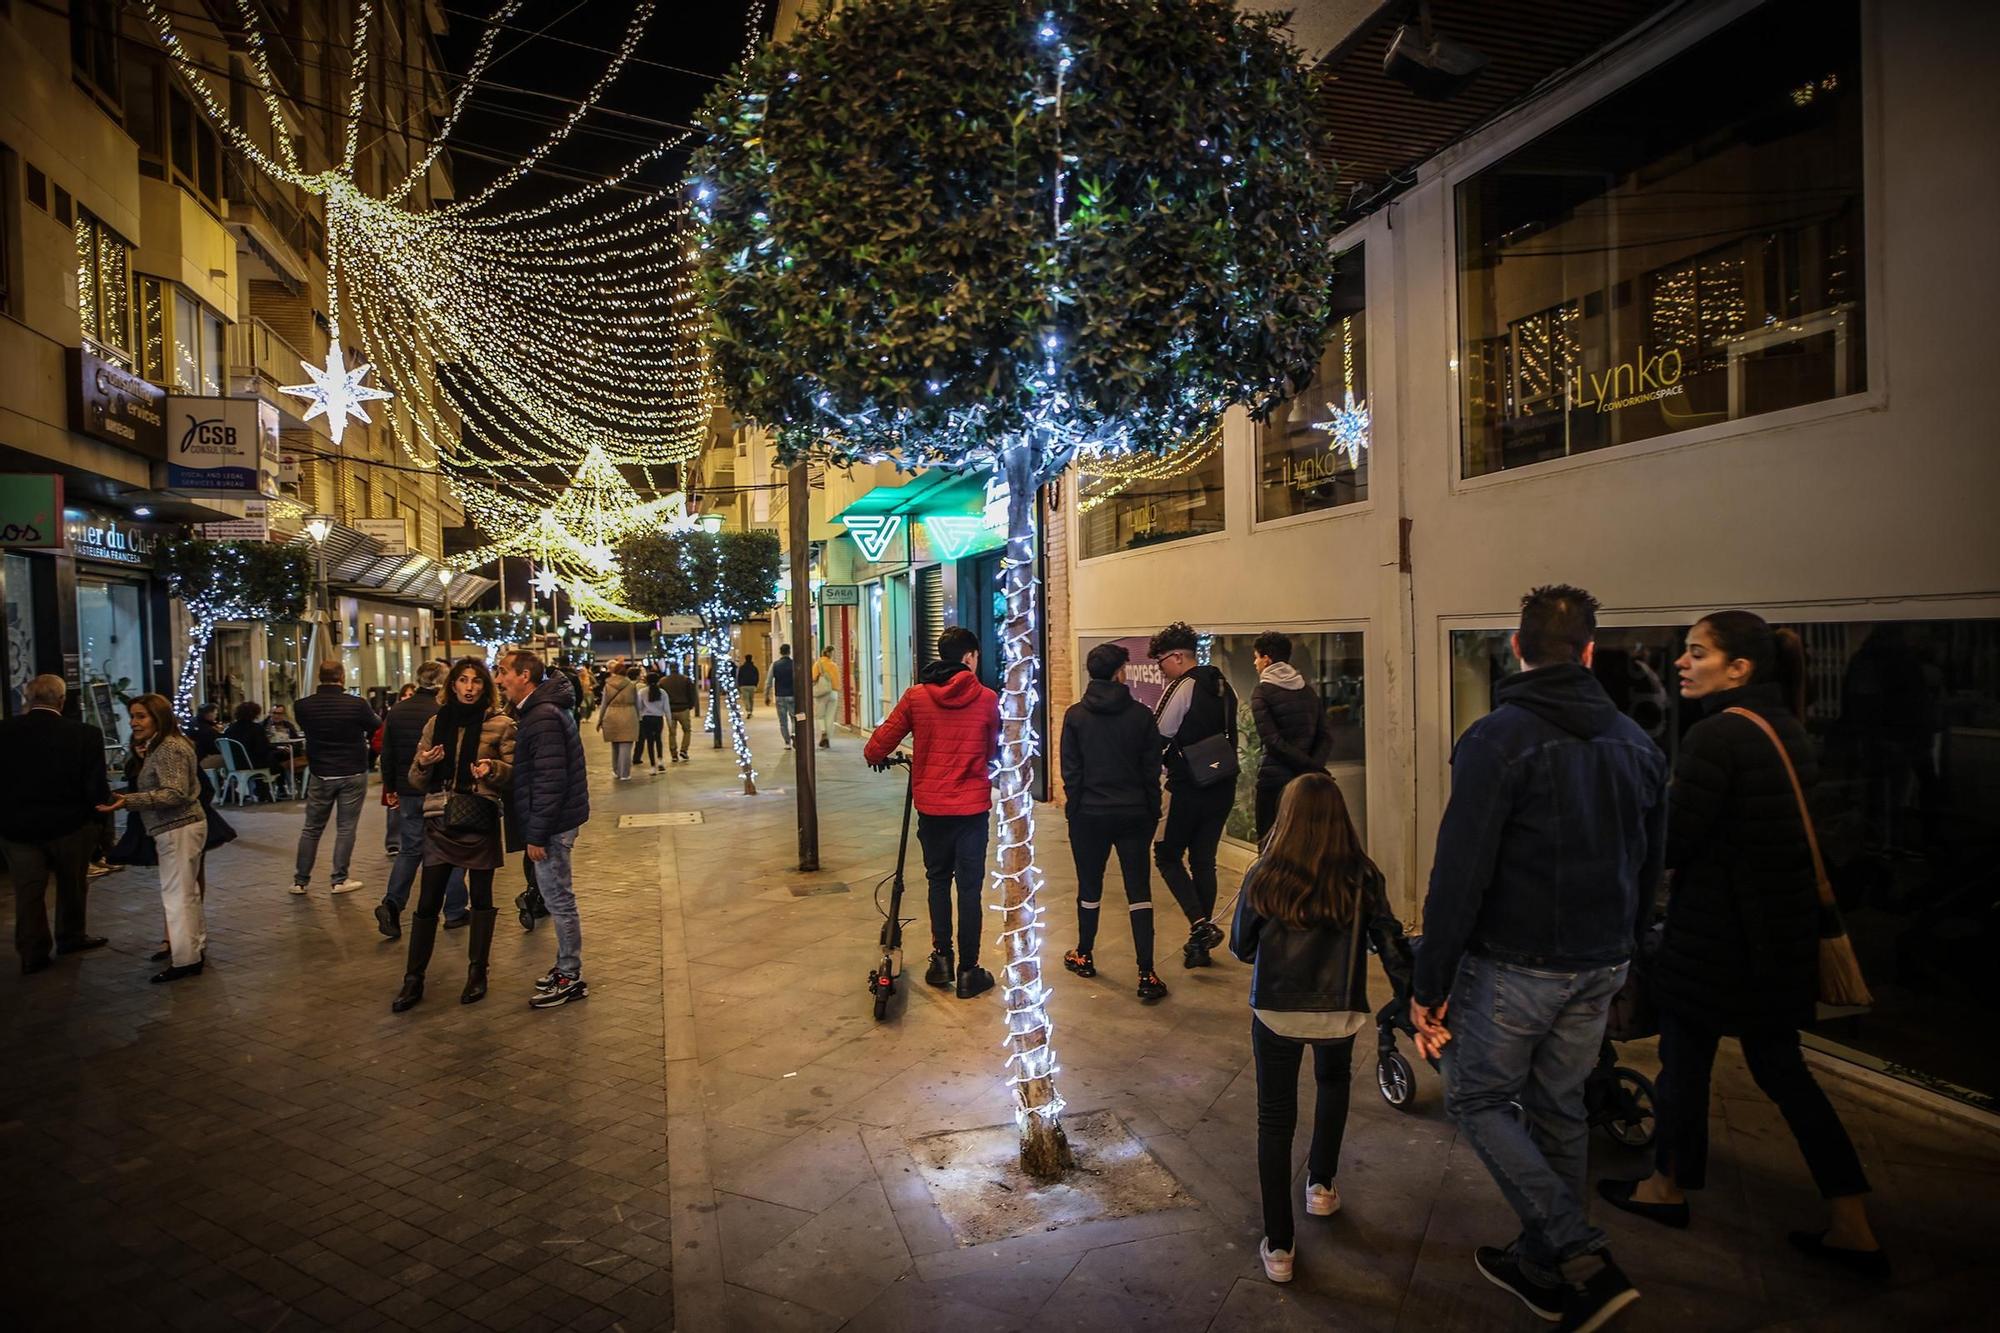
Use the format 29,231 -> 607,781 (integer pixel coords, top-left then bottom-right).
165,395 -> 282,498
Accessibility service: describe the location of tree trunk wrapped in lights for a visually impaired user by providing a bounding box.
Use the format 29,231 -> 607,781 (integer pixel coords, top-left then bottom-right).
156,539 -> 312,722
690,0 -> 1342,1177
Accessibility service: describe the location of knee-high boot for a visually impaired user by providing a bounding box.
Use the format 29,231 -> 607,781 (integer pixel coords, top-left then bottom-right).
392,913 -> 439,1012
461,909 -> 498,1004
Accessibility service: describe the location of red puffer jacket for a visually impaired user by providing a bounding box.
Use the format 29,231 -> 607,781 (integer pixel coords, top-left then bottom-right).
865,662 -> 1000,816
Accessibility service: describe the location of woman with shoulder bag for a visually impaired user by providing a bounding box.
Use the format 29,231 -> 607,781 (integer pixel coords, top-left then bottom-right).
392,659 -> 515,1012
1598,611 -> 1885,1277
97,695 -> 207,984
1229,772 -> 1413,1285
596,662 -> 640,780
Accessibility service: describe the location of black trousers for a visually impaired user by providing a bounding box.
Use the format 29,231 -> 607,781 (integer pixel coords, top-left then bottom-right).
1252,1017 -> 1355,1251
1155,783 -> 1232,928
1068,811 -> 1155,972
1653,1008 -> 1869,1198
414,863 -> 495,918
638,715 -> 665,766
6,824 -> 98,962
1254,784 -> 1283,844
916,811 -> 987,966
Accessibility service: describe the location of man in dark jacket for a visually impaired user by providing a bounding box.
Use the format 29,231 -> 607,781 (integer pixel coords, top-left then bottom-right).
291,661 -> 381,896
661,664 -> 698,761
1,674 -> 112,972
496,650 -> 591,1009
766,645 -> 796,748
1411,585 -> 1667,1329
864,626 -> 1001,999
1249,630 -> 1332,842
374,660 -> 468,938
738,655 -> 759,717
1059,643 -> 1166,1001
1148,622 -> 1238,969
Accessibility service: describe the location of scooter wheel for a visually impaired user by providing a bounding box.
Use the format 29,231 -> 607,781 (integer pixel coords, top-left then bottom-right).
873,993 -> 888,1020
1377,1049 -> 1416,1110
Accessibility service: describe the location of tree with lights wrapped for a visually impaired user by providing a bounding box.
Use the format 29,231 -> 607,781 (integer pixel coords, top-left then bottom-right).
617,529 -> 782,795
692,0 -> 1340,1179
157,538 -> 313,721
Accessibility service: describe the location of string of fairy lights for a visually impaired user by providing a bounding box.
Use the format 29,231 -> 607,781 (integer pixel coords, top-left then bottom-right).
141,0 -> 767,597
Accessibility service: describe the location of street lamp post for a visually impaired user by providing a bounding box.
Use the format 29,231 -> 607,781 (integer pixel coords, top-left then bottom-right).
304,514 -> 333,666
437,567 -> 454,659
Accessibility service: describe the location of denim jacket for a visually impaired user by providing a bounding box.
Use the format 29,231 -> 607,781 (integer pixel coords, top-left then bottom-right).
1413,663 -> 1668,1006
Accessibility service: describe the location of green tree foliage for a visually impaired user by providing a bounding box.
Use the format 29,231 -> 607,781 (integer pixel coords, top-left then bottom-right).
691,0 -> 1340,473
464,610 -> 537,646
616,530 -> 782,624
156,538 -> 311,620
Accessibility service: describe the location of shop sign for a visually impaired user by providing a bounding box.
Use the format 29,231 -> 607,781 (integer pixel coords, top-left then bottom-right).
658,615 -> 703,634
65,506 -> 159,567
67,347 -> 167,457
354,517 -> 410,554
819,583 -> 860,606
199,500 -> 270,542
1566,344 -> 1685,415
0,473 -> 67,550
164,395 -> 281,498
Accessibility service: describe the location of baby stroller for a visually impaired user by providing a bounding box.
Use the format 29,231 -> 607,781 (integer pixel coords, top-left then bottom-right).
1375,974 -> 1658,1149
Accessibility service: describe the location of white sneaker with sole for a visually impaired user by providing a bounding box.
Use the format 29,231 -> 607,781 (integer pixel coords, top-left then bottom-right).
1306,1182 -> 1341,1216
288,883 -> 308,896
1260,1239 -> 1294,1284
331,879 -> 364,894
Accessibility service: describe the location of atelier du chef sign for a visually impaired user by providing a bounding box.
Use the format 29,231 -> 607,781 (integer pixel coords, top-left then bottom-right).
165,395 -> 282,498
65,507 -> 159,568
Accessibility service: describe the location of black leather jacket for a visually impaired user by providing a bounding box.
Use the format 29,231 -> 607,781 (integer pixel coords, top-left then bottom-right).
1230,863 -> 1414,1013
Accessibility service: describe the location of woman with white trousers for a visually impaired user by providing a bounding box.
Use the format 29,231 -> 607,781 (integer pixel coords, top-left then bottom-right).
99,693 -> 207,983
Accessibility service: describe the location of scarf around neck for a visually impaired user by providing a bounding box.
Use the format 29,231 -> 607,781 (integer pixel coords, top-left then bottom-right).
436,698 -> 487,791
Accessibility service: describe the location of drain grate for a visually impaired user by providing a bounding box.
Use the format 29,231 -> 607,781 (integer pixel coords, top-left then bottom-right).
617,811 -> 705,828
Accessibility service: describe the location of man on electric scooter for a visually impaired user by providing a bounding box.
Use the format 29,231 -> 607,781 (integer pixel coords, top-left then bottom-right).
865,626 -> 1002,1000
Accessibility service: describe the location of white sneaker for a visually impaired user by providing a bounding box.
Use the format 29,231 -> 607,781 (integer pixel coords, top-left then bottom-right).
1306,1182 -> 1341,1216
288,883 -> 307,896
1260,1239 -> 1294,1284
331,879 -> 364,894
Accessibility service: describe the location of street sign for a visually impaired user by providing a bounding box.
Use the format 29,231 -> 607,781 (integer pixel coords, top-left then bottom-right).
164,395 -> 281,497
199,500 -> 271,542
0,474 -> 65,549
354,517 -> 410,554
820,583 -> 860,606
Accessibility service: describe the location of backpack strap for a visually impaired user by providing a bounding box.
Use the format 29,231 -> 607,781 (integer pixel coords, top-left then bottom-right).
1723,706 -> 1834,910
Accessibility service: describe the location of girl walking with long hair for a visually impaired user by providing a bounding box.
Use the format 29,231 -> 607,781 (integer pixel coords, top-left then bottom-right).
1599,611 -> 1885,1276
1230,772 -> 1411,1283
392,659 -> 515,1012
637,672 -> 669,772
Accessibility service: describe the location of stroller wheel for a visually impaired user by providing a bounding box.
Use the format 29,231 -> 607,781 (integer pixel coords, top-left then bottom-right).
1377,1049 -> 1417,1110
1605,1067 -> 1658,1148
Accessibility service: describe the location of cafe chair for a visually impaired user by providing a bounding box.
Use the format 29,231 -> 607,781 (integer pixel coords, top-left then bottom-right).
217,737 -> 280,806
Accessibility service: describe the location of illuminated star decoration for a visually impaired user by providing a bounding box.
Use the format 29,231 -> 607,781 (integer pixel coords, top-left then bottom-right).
1311,390 -> 1371,469
531,568 -> 560,597
565,612 -> 591,636
280,343 -> 394,447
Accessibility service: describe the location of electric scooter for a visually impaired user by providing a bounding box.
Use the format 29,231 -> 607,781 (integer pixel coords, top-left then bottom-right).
867,753 -> 915,1020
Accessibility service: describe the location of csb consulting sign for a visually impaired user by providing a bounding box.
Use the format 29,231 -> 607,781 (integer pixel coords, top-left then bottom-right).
164,395 -> 281,498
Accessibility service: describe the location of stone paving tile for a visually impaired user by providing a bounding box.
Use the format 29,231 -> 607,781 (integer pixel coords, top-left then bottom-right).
1,728 -> 679,1332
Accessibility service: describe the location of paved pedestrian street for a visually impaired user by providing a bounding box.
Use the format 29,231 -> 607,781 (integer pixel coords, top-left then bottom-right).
5,720 -> 1998,1332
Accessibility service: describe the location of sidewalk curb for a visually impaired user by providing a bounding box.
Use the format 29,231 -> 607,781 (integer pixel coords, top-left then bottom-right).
661,798 -> 727,1330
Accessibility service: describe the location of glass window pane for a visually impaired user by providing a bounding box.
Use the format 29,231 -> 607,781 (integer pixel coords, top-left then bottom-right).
201,307 -> 225,395
74,215 -> 97,345
169,88 -> 195,184
100,224 -> 131,355
1258,245 -> 1369,519
172,289 -> 199,392
1456,0 -> 1865,478
196,121 -> 220,203
1077,436 -> 1226,558
140,276 -> 166,383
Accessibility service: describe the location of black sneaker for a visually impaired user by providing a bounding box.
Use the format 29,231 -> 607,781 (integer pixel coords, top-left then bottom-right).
1136,972 -> 1168,1001
1558,1254 -> 1638,1333
531,967 -> 564,993
923,950 -> 955,988
1474,1246 -> 1564,1324
529,972 -> 587,1008
1190,920 -> 1225,952
1182,941 -> 1213,969
955,965 -> 995,999
1063,949 -> 1095,978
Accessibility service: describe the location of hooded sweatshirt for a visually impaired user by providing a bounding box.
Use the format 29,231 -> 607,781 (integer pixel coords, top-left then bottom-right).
1250,661 -> 1329,790
1412,662 -> 1669,1005
1059,678 -> 1162,822
864,659 -> 1002,816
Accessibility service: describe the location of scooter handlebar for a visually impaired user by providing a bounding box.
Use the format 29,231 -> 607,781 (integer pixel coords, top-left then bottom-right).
871,752 -> 911,771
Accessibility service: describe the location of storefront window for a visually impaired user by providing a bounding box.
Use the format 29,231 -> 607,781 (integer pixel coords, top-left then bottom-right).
1456,0 -> 1865,478
1080,630 -> 1366,846
77,578 -> 147,746
1450,618 -> 2000,1112
1077,437 -> 1226,558
4,554 -> 38,716
1258,245 -> 1369,519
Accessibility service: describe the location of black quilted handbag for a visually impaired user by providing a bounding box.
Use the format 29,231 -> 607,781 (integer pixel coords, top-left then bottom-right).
440,788 -> 499,836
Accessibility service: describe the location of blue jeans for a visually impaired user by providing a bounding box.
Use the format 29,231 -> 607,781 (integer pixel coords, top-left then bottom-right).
1442,953 -> 1627,1284
775,694 -> 795,747
383,799 -> 466,920
533,827 -> 582,976
294,773 -> 367,886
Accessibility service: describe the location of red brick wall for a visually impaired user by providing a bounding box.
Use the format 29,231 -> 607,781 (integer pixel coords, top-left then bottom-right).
1042,481 -> 1072,806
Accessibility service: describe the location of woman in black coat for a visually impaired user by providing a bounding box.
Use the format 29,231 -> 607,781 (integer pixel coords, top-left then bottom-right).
1599,611 -> 1884,1277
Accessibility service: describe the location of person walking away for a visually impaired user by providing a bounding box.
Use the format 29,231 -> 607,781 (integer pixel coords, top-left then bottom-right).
375,662 -> 469,939
1058,643 -> 1167,1000
595,662 -> 640,780
864,627 -> 1001,999
738,654 -> 760,717
768,644 -> 797,749
1148,622 -> 1239,969
575,662 -> 596,720
290,662 -> 379,896
2,674 -> 112,973
662,663 -> 697,762
1409,585 -> 1667,1331
390,659 -> 515,1011
496,650 -> 592,1007
1250,631 -> 1333,842
1231,772 -> 1412,1284
97,694 -> 208,983
1597,611 -> 1885,1276
637,672 -> 670,772
812,645 -> 840,747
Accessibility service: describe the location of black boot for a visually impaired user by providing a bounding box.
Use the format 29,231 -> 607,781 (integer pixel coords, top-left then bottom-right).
461,909 -> 498,1005
924,949 -> 955,987
392,914 -> 439,1013
375,899 -> 401,940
